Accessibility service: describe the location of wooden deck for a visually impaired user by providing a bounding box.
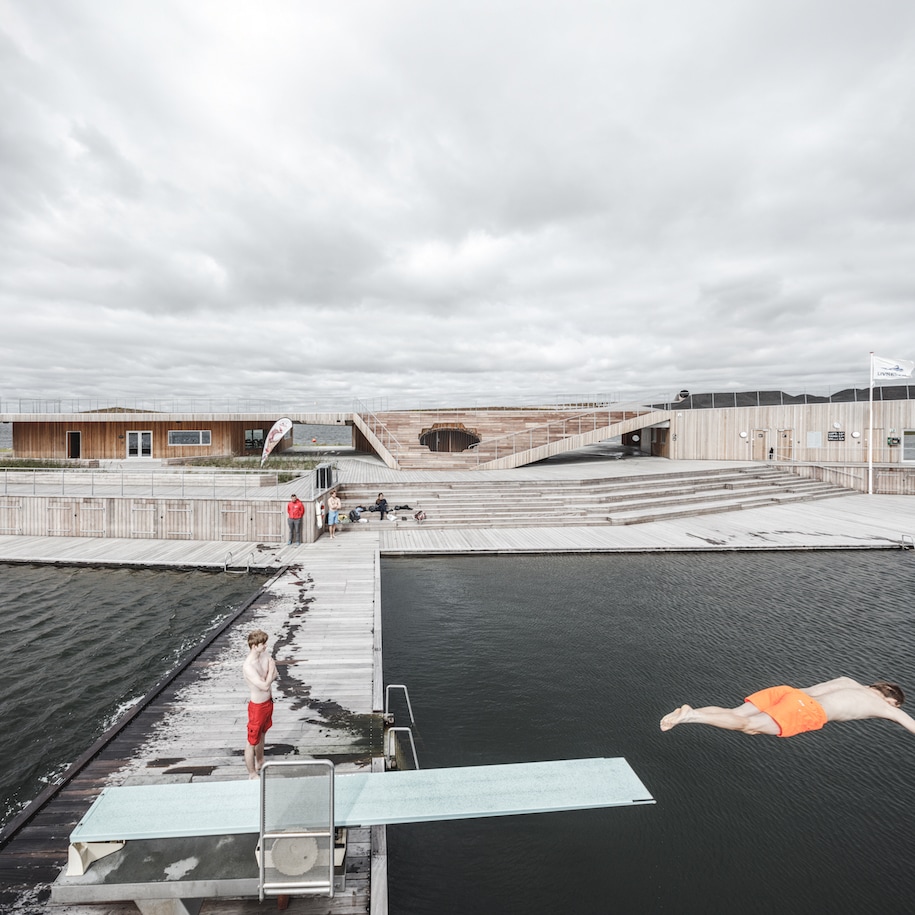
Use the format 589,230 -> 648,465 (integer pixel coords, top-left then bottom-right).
377,493 -> 915,553
1,454 -> 913,913
0,535 -> 384,915
0,533 -> 297,570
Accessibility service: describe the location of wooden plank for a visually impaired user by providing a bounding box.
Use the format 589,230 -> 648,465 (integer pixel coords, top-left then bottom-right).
0,537 -> 384,914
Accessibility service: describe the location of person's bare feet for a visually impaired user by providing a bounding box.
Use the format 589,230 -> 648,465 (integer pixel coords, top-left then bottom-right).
660,704 -> 694,731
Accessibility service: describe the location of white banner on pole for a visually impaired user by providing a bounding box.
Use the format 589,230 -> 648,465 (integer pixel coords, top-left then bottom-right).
260,417 -> 293,466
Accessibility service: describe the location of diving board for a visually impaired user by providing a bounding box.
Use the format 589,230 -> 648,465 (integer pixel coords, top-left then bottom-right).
69,757 -> 652,849
55,758 -> 654,910
335,757 -> 654,825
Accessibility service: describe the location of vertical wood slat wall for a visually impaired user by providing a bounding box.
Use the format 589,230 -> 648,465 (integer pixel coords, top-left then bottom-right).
0,497 -> 322,543
11,420 -> 292,460
668,401 -> 913,463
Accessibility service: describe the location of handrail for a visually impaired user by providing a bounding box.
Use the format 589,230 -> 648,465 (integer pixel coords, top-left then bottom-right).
469,405 -> 659,465
875,469 -> 915,495
352,399 -> 405,459
901,534 -> 914,551
385,727 -> 420,771
1,467 -> 308,500
7,383 -> 911,415
384,684 -> 416,725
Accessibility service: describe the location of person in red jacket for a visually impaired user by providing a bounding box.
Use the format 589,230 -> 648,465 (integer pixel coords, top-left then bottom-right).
286,494 -> 305,544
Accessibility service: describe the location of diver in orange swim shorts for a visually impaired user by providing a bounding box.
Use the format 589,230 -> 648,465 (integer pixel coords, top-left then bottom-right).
661,677 -> 915,738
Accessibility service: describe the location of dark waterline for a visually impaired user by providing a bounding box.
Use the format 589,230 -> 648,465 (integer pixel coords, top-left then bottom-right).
381,551 -> 915,915
0,564 -> 259,830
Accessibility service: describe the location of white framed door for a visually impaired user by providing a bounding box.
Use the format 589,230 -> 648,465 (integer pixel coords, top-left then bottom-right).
126,430 -> 153,458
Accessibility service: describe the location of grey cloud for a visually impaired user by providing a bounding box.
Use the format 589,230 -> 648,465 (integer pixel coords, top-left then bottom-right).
2,1 -> 915,405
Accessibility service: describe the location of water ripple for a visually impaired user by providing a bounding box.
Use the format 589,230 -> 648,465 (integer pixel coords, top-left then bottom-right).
0,564 -> 258,828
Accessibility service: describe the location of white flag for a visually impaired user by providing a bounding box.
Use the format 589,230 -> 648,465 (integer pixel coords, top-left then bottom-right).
873,355 -> 915,381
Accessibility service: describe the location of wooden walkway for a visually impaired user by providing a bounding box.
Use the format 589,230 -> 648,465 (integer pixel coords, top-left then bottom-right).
0,535 -> 385,915
378,493 -> 915,554
1,455 -> 914,914
3,488 -> 912,571
0,534 -> 297,570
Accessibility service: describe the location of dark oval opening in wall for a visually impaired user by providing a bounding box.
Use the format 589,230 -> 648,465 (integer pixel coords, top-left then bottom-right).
418,423 -> 481,453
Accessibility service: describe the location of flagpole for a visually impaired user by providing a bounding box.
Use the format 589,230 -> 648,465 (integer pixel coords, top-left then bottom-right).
868,351 -> 874,495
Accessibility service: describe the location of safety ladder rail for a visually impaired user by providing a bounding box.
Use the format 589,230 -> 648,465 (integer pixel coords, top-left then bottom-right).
385,727 -> 420,771
902,533 -> 914,551
384,683 -> 416,724
223,548 -> 253,573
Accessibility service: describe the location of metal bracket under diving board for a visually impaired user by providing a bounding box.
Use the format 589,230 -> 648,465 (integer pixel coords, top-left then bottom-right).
61,756 -> 654,878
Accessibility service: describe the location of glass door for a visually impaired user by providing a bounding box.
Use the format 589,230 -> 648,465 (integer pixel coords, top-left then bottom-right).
126,430 -> 153,458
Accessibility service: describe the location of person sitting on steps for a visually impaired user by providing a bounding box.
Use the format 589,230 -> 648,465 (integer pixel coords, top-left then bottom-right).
369,492 -> 388,520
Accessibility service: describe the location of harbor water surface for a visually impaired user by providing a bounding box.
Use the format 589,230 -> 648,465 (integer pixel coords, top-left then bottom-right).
381,551 -> 915,915
0,565 -> 259,830
2,552 -> 914,913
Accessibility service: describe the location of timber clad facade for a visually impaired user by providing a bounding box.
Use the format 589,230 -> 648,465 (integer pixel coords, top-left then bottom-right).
11,419 -> 291,461
0,495 -> 317,543
655,400 -> 915,464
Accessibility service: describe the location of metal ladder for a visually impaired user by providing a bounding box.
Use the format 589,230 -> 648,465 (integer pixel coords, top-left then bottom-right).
384,684 -> 420,770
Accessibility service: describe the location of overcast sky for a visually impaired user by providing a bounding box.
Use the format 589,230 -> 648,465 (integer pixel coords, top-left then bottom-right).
2,0 -> 915,409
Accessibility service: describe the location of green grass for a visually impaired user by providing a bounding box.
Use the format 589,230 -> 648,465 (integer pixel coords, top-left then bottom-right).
178,455 -> 324,471
0,458 -> 76,469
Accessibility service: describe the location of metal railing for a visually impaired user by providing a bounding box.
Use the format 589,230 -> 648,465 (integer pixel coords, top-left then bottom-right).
384,684 -> 416,725
875,469 -> 915,495
3,383 -> 912,417
352,399 -> 405,462
0,468 -> 313,499
384,727 -> 420,771
468,405 -> 657,465
653,384 -> 915,410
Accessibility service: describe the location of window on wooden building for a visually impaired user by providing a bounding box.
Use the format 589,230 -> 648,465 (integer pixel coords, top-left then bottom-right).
168,430 -> 212,446
246,429 -> 265,449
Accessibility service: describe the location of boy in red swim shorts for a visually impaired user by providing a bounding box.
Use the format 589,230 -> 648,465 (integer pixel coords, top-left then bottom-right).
661,677 -> 915,738
243,629 -> 278,777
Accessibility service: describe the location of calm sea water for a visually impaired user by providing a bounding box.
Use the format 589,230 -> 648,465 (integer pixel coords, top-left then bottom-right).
381,551 -> 915,915
0,565 -> 259,830
293,423 -> 352,446
3,551 -> 914,913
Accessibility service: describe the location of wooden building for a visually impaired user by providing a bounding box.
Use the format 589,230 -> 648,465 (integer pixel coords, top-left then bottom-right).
9,415 -> 293,461
3,392 -> 914,474
649,396 -> 915,465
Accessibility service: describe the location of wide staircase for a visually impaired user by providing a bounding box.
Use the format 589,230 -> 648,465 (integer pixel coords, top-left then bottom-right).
353,406 -> 664,471
335,466 -> 851,529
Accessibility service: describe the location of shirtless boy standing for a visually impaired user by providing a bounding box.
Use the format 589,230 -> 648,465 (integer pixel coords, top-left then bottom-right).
661,677 -> 915,738
243,629 -> 278,777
